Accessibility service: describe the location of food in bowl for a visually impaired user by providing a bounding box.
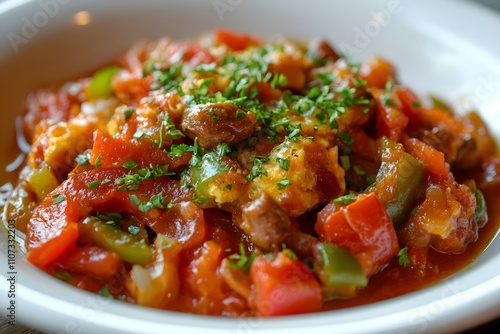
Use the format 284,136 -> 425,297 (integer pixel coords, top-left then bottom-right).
2,29 -> 499,317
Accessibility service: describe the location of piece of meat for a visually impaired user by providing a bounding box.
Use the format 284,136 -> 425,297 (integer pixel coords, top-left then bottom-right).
237,193 -> 291,250
181,102 -> 257,149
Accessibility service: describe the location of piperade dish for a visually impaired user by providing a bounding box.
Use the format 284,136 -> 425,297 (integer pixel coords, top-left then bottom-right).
2,29 -> 499,316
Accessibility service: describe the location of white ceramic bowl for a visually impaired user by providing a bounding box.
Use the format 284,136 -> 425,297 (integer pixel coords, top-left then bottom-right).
1,1 -> 499,333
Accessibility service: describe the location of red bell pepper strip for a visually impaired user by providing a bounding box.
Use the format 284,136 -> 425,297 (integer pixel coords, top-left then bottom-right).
315,192 -> 399,276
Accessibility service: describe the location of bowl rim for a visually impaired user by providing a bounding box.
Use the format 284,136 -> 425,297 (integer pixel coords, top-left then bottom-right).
1,0 -> 500,333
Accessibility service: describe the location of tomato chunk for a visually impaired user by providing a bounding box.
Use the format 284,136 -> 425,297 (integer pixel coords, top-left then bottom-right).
90,131 -> 191,170
404,137 -> 450,183
215,28 -> 260,51
315,193 -> 399,276
57,245 -> 122,279
394,86 -> 426,129
372,89 -> 409,142
249,252 -> 322,316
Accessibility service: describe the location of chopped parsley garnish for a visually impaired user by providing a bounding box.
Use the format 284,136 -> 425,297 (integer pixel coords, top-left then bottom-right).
270,73 -> 288,89
95,154 -> 103,168
75,154 -> 90,166
246,155 -> 269,181
122,160 -> 139,170
337,132 -> 354,154
340,155 -> 351,171
169,143 -> 193,158
129,192 -> 169,213
398,246 -> 410,267
115,164 -> 174,191
52,194 -> 65,205
276,156 -> 291,171
332,193 -> 358,205
88,181 -> 100,190
277,178 -> 293,190
92,212 -> 124,226
216,143 -> 231,159
124,107 -> 134,121
98,285 -> 113,299
383,79 -> 395,106
128,225 -> 141,235
281,243 -> 298,260
54,270 -> 73,281
228,243 -> 257,275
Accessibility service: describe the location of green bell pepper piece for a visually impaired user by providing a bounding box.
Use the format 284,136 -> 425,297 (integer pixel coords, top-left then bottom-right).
88,66 -> 120,99
190,151 -> 228,205
80,217 -> 152,264
376,137 -> 427,226
314,243 -> 367,288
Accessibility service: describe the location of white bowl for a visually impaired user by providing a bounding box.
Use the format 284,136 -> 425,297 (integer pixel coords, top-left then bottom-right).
1,0 -> 499,333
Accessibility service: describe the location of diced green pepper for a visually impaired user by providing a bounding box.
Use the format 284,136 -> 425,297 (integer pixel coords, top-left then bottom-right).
79,217 -> 152,264
376,137 -> 427,226
472,188 -> 488,228
88,66 -> 120,99
313,243 -> 367,297
189,151 -> 228,205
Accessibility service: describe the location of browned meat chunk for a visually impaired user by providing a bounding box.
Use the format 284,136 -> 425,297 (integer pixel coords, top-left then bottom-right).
238,193 -> 291,250
181,102 -> 257,149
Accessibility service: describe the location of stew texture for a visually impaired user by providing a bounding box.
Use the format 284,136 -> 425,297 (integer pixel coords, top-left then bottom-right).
2,29 -> 500,316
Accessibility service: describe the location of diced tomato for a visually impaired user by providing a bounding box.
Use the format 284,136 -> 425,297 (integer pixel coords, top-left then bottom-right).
112,70 -> 152,105
255,82 -> 283,103
26,167 -> 198,268
249,252 -> 322,316
359,57 -> 396,90
90,130 -> 191,170
183,241 -> 227,314
26,194 -> 78,268
166,43 -> 215,68
403,137 -> 450,183
214,28 -> 260,51
315,192 -> 399,276
57,245 -> 122,279
372,89 -> 409,142
394,86 -> 426,129
148,202 -> 208,249
268,63 -> 306,91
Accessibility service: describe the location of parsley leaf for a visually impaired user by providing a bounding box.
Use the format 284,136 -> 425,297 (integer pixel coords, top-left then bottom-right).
277,178 -> 293,190
122,160 -> 139,170
88,181 -> 100,190
332,193 -> 358,205
228,243 -> 257,275
52,194 -> 65,205
398,246 -> 410,267
75,154 -> 90,166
